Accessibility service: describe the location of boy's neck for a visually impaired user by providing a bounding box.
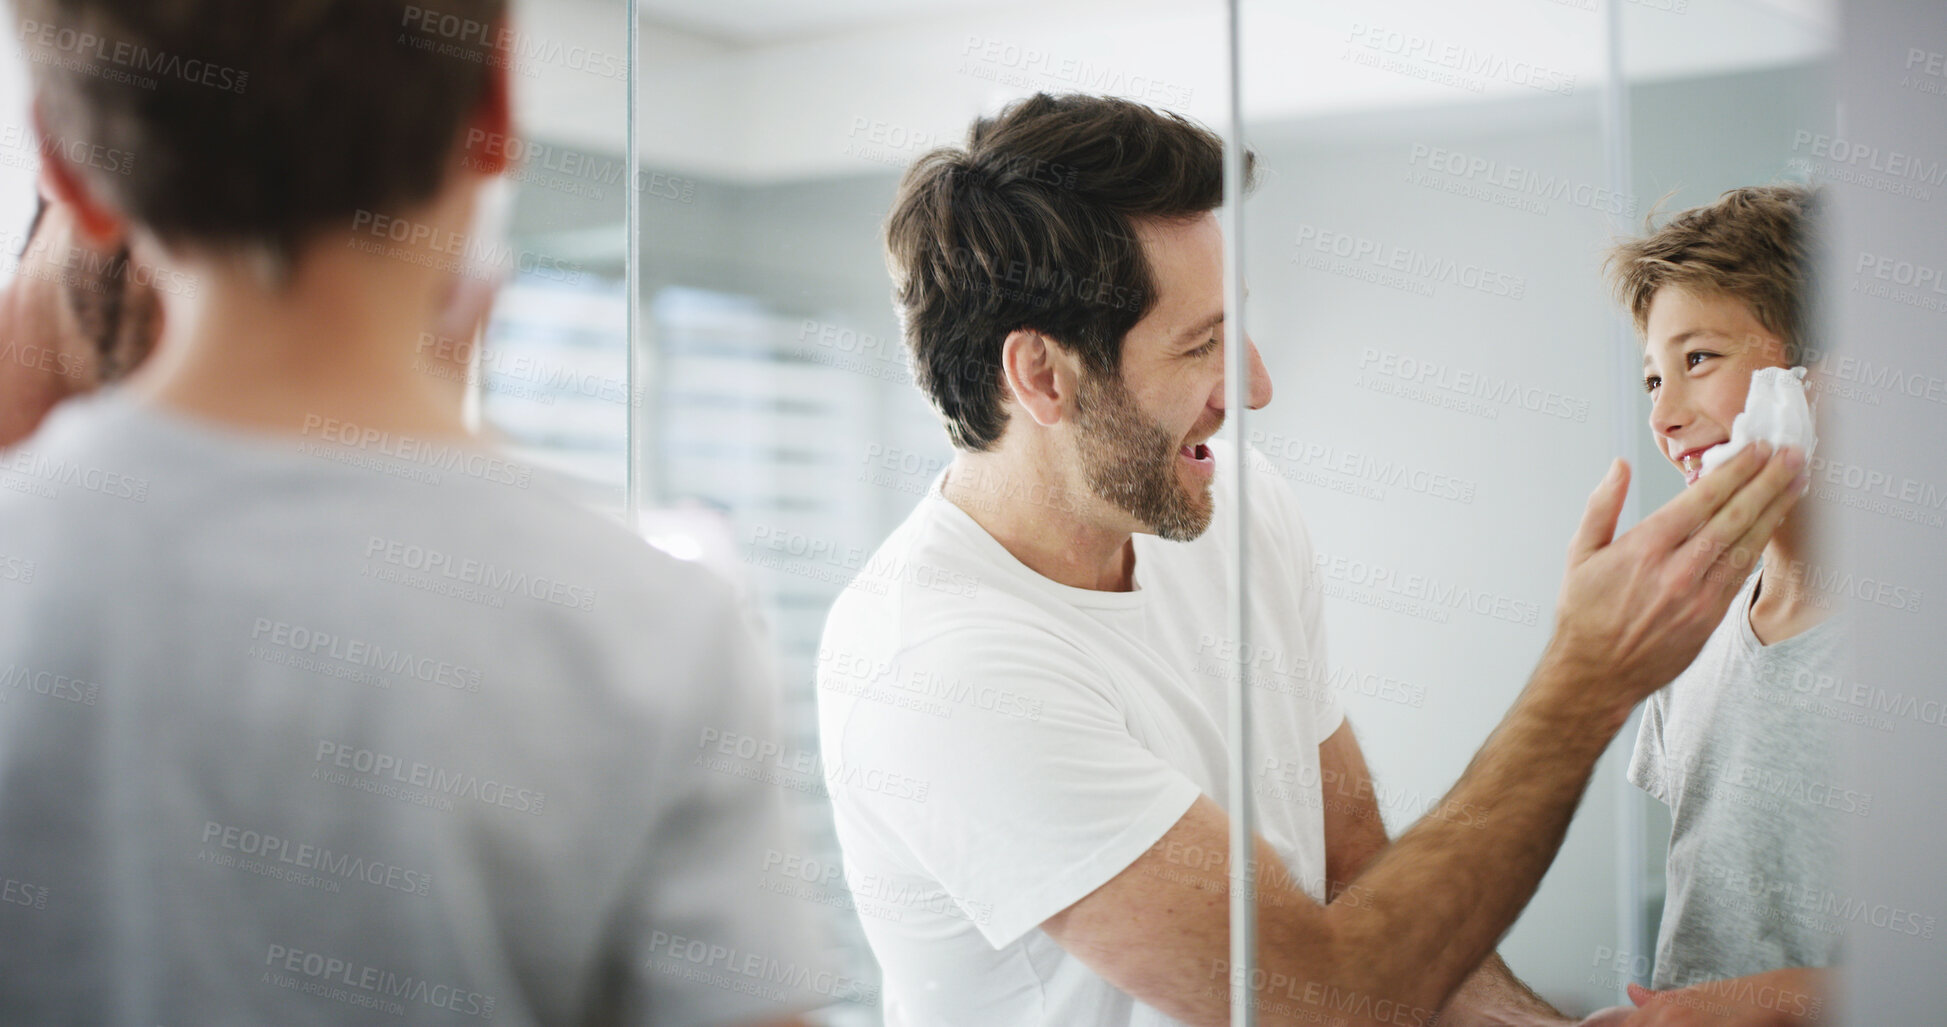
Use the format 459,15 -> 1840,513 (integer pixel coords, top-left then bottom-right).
1751,502 -> 1832,633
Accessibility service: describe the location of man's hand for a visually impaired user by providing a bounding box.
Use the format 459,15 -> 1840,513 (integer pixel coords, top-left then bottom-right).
1038,448 -> 1807,1026
1539,443 -> 1806,726
1614,969 -> 1827,1026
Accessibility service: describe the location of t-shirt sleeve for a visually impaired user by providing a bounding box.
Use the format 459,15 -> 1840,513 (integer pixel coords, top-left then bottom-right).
1628,689 -> 1671,803
1250,449 -> 1345,738
606,590 -> 842,1026
1291,514 -> 1345,739
825,629 -> 1203,950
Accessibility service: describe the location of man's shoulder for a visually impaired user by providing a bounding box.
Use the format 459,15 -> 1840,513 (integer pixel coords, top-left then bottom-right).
820,498 -> 1093,683
828,491 -> 1021,609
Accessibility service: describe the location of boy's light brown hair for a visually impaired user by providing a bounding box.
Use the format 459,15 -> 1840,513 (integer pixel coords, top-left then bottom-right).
1606,184 -> 1820,362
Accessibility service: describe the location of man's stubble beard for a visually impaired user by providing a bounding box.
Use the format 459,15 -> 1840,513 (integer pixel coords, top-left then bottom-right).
1073,370 -> 1214,542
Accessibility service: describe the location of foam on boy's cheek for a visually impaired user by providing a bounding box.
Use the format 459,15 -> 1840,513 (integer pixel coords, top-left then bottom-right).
1699,365 -> 1818,476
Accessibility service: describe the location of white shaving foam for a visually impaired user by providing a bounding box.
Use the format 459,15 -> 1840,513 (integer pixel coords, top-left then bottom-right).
1699,365 -> 1818,477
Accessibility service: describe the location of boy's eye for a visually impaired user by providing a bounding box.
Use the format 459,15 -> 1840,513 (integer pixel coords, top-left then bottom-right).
1642,351 -> 1718,392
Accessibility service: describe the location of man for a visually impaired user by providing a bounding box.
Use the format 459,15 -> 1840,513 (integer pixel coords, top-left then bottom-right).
0,2 -> 829,1024
1592,185 -> 1839,1026
0,189 -> 161,445
816,92 -> 1808,1026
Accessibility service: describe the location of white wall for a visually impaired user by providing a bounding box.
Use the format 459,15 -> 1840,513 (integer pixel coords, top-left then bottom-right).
1239,92 -> 1629,1011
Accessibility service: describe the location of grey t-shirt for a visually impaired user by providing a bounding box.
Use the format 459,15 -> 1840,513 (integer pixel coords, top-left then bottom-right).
0,391 -> 834,1025
1628,567 -> 1851,990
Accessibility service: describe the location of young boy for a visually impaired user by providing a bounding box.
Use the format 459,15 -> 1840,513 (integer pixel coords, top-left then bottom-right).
1604,184 -> 1840,1025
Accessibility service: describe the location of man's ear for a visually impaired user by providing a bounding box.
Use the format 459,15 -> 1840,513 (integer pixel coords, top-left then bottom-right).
1000,329 -> 1074,429
457,32 -> 514,176
34,105 -> 123,248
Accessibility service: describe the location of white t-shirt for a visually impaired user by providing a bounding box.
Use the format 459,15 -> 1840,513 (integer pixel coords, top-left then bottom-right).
816,440 -> 1344,1027
0,390 -> 834,1026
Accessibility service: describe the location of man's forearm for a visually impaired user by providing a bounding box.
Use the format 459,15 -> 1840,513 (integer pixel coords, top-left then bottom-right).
1268,657 -> 1627,1022
1312,727 -> 1564,1027
1439,954 -> 1566,1026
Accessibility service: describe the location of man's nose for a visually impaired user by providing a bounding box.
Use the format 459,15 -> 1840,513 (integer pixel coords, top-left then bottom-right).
1245,335 -> 1273,410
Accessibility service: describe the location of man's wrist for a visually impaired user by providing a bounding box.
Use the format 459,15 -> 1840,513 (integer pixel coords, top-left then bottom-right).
1518,655 -> 1635,747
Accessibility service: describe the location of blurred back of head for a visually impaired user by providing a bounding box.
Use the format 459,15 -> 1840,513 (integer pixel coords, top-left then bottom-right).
13,0 -> 508,279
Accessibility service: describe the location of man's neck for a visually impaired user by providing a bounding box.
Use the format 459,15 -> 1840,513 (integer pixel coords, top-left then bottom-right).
126,247 -> 468,440
941,446 -> 1139,592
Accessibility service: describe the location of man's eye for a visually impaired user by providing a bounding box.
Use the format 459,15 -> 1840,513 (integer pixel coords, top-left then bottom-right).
1191,338 -> 1220,357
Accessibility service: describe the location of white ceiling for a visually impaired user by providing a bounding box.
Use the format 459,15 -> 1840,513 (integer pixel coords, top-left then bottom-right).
633,0 -> 1038,45
478,0 -> 1841,182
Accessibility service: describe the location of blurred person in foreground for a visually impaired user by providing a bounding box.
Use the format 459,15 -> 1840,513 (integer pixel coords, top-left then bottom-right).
816,92 -> 1809,1027
1579,186 -> 1847,1027
0,2 -> 832,1024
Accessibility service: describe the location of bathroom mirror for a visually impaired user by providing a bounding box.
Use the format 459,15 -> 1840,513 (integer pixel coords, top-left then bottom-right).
624,0 -> 1842,1021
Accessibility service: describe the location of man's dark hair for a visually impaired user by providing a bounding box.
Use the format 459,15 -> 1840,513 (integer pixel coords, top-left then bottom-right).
13,0 -> 507,276
886,92 -> 1254,451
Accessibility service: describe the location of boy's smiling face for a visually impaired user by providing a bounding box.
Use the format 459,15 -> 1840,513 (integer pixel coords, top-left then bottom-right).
1641,286 -> 1792,486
